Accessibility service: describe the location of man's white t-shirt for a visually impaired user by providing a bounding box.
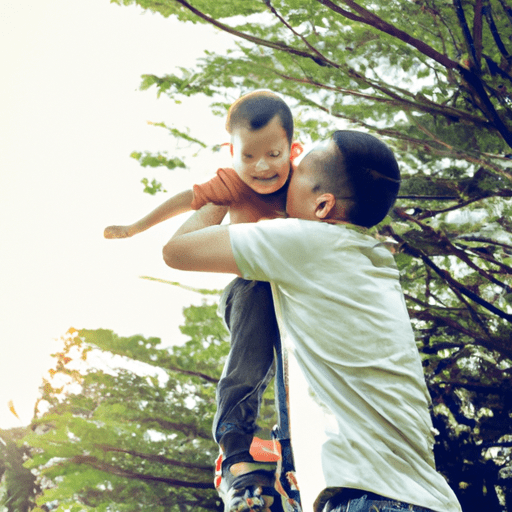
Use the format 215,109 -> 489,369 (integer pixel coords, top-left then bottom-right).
229,218 -> 461,512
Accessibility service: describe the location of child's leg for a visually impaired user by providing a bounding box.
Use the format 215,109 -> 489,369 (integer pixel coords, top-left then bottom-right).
213,278 -> 278,461
214,279 -> 295,511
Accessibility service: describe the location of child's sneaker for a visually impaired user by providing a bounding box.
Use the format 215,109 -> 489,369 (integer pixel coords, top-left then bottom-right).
217,460 -> 282,512
215,438 -> 300,512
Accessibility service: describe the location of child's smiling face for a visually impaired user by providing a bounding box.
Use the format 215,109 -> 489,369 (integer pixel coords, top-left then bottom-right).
230,115 -> 291,195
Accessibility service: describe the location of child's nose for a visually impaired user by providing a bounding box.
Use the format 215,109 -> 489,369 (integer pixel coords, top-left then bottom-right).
256,158 -> 270,171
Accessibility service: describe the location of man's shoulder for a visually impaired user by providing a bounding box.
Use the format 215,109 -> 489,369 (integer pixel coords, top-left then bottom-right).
231,218 -> 372,240
231,219 -> 329,247
238,217 -> 342,232
256,218 -> 365,235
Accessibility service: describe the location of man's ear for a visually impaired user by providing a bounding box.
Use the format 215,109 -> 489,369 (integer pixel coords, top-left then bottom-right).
315,193 -> 336,219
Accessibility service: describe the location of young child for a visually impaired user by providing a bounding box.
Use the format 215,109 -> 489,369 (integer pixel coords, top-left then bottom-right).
105,90 -> 303,512
163,131 -> 463,512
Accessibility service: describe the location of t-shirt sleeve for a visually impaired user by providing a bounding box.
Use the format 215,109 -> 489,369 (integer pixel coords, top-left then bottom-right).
191,168 -> 248,210
229,219 -> 308,283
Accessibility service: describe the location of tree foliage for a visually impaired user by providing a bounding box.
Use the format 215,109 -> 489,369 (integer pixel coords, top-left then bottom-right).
105,0 -> 512,509
17,0 -> 512,510
20,304 -> 275,512
0,428 -> 39,512
24,306 -> 225,511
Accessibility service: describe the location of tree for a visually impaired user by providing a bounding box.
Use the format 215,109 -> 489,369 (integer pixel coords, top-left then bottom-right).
105,1 -> 511,509
0,428 -> 40,512
21,302 -> 276,512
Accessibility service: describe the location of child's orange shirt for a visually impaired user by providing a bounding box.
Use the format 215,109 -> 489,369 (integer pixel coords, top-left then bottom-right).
191,168 -> 287,224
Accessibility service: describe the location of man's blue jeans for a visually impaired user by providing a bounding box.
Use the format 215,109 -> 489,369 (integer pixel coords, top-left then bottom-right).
324,490 -> 436,512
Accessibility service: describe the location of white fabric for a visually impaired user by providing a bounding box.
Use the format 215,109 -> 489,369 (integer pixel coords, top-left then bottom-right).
229,218 -> 461,512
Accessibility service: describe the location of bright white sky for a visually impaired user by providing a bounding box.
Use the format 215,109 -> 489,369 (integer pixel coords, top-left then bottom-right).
0,0 -> 237,429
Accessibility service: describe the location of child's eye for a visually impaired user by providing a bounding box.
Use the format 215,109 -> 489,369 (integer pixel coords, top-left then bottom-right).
243,154 -> 253,159
270,151 -> 281,157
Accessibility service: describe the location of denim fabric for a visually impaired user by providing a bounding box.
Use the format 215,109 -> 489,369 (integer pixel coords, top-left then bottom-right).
212,278 -> 279,457
324,491 -> 436,512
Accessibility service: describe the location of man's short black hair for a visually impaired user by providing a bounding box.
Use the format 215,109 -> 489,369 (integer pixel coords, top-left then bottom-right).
226,90 -> 294,145
327,131 -> 401,228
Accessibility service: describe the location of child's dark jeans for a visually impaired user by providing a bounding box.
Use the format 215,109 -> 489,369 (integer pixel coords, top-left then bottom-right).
212,278 -> 279,460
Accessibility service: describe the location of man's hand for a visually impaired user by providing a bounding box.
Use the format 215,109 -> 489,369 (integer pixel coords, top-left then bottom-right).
104,225 -> 135,239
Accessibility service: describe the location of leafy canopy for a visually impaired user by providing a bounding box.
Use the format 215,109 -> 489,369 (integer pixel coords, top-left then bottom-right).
111,0 -> 512,509
20,303 -> 270,511
15,1 -> 512,510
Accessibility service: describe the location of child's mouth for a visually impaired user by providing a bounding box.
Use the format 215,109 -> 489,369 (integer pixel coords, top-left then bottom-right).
253,174 -> 278,183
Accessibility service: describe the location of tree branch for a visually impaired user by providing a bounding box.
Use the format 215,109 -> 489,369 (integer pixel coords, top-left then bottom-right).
473,0 -> 483,65
436,380 -> 511,395
384,224 -> 512,323
172,0 -> 335,67
482,441 -> 512,449
316,0 -> 459,69
455,237 -> 512,252
453,0 -> 479,69
315,0 -> 512,148
407,306 -> 512,359
250,66 -> 509,175
164,0 -> 512,149
267,66 -> 493,128
162,363 -> 219,384
141,417 -> 211,440
95,444 -> 212,472
69,455 -> 214,489
456,244 -> 512,275
483,0 -> 511,58
459,65 -> 512,148
498,0 -> 512,26
263,0 -> 337,66
405,294 -> 487,340
301,105 -> 511,178
398,195 -> 459,200
413,192 -> 512,220
395,208 -> 512,293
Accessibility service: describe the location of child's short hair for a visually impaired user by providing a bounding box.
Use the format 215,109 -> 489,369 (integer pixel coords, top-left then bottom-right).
226,90 -> 294,145
328,131 -> 401,228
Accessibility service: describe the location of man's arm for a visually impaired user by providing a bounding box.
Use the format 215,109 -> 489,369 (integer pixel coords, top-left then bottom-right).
172,202 -> 228,238
162,204 -> 241,276
104,189 -> 194,239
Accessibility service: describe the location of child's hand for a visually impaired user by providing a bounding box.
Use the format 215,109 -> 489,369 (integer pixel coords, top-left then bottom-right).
104,225 -> 133,239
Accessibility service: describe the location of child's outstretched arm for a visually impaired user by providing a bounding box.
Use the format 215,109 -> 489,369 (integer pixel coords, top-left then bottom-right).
104,189 -> 194,239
